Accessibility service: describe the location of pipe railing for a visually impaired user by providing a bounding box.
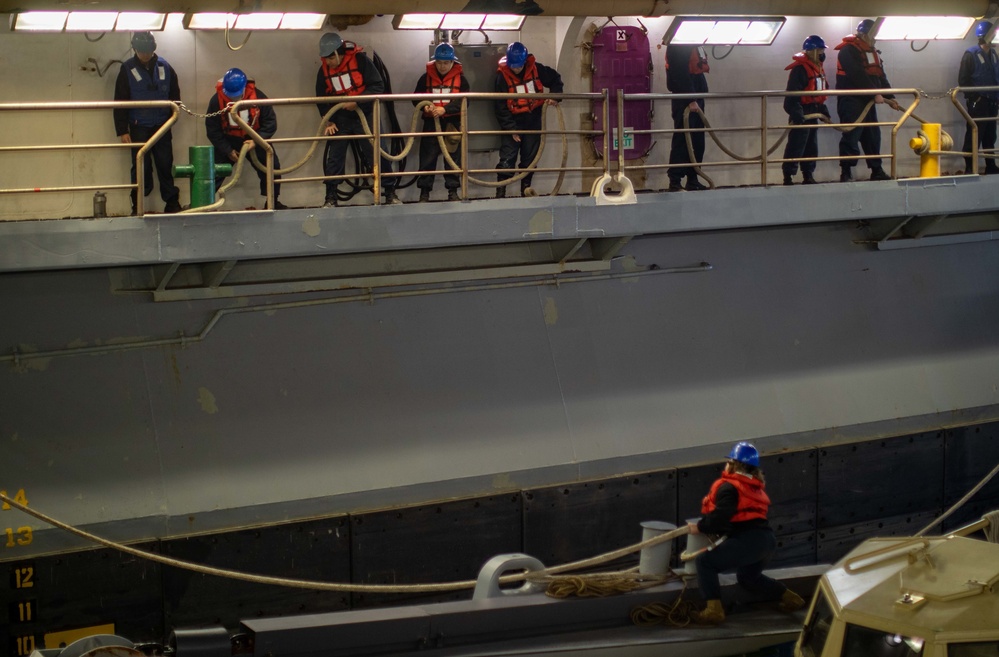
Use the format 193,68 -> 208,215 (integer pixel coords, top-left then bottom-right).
620,88 -> 923,186
2,87 -> 997,218
230,91 -> 607,208
0,100 -> 179,217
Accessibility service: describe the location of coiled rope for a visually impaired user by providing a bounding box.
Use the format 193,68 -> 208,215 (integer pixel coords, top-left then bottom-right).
629,580 -> 700,627
0,492 -> 688,595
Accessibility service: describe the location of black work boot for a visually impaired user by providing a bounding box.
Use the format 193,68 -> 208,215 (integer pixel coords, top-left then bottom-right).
495,186 -> 506,199
869,167 -> 891,181
447,188 -> 460,201
840,167 -> 853,183
419,189 -> 431,203
783,174 -> 794,186
802,172 -> 817,185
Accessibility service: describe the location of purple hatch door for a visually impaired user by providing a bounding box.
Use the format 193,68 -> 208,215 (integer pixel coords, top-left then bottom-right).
591,25 -> 653,159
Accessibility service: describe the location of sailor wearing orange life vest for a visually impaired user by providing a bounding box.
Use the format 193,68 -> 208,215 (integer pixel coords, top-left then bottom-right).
205,68 -> 286,209
665,44 -> 710,192
493,42 -> 564,198
686,442 -> 805,624
315,32 -> 399,208
413,43 -> 470,202
834,19 -> 901,183
782,36 -> 831,186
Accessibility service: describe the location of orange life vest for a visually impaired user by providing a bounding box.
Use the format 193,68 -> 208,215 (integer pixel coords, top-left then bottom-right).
498,55 -> 544,114
701,471 -> 770,523
322,46 -> 367,97
835,35 -> 886,79
215,80 -> 260,137
785,53 -> 828,104
424,60 -> 464,116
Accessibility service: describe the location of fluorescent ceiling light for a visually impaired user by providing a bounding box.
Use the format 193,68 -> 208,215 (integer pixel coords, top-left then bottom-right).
392,13 -> 524,30
234,13 -> 283,30
115,13 -> 167,31
185,13 -> 234,29
393,14 -> 446,30
482,15 -> 525,30
279,14 -> 327,30
66,12 -> 118,31
185,13 -> 327,30
666,16 -> 786,45
441,13 -> 486,30
11,11 -> 69,31
876,16 -> 974,40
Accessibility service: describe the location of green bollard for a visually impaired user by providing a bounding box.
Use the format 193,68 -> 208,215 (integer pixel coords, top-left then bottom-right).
173,145 -> 233,209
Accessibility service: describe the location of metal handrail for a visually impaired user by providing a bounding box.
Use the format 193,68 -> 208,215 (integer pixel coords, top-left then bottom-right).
620,87 -> 923,186
0,100 -> 179,217
229,91 -> 606,208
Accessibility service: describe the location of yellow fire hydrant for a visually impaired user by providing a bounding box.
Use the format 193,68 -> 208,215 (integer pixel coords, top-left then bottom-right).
909,123 -> 953,178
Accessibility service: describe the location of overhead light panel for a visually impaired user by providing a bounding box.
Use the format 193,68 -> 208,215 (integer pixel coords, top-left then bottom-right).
392,13 -> 525,31
11,11 -> 166,32
10,11 -> 69,31
441,13 -> 486,30
875,16 -> 974,40
665,16 -> 786,45
185,13 -> 327,30
115,13 -> 167,31
482,15 -> 526,30
66,12 -> 118,31
278,14 -> 326,30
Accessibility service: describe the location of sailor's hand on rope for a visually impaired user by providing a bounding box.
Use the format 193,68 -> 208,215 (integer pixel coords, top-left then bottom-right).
886,99 -> 902,111
324,124 -> 339,136
228,149 -> 239,163
512,133 -> 522,143
688,101 -> 700,112
687,521 -> 700,535
120,134 -> 132,144
342,101 -> 358,111
545,99 -> 559,106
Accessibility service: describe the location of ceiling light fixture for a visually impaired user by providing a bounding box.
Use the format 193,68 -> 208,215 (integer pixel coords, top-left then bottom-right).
11,11 -> 167,32
663,16 -> 786,46
392,13 -> 525,31
184,13 -> 326,31
875,16 -> 975,40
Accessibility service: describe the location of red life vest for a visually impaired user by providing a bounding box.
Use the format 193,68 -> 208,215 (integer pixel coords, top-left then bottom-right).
785,53 -> 828,104
701,471 -> 770,523
215,80 -> 260,137
498,55 -> 544,114
834,35 -> 886,79
322,46 -> 367,97
424,60 -> 464,116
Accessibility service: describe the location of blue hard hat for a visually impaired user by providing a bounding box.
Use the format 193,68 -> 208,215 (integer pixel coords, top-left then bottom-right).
506,41 -> 528,68
976,20 -> 994,39
802,35 -> 826,51
222,68 -> 247,97
434,43 -> 456,61
131,31 -> 156,52
319,32 -> 344,57
857,19 -> 876,35
727,442 -> 760,467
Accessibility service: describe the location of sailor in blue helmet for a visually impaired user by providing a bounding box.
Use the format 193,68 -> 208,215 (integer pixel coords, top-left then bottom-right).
113,31 -> 182,214
834,19 -> 901,183
958,19 -> 999,175
686,442 -> 805,624
782,35 -> 831,185
493,41 -> 564,198
413,43 -> 470,202
205,68 -> 287,210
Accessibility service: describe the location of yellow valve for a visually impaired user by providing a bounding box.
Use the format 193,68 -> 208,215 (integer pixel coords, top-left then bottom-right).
909,123 -> 942,178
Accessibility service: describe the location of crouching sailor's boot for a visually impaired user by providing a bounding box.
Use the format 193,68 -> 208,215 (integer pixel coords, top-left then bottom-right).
692,599 -> 726,624
778,588 -> 806,613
